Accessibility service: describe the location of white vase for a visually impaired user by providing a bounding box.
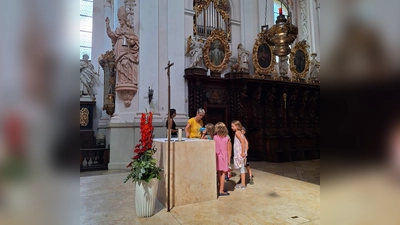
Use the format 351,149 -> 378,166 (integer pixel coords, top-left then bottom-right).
135,178 -> 159,217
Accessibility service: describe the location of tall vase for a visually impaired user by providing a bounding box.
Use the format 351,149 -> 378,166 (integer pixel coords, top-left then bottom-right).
135,178 -> 159,217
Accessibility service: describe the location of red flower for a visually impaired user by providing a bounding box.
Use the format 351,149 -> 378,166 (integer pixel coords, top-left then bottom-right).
129,111 -> 154,162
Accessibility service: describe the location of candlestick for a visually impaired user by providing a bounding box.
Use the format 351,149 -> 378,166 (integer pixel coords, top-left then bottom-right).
178,129 -> 182,141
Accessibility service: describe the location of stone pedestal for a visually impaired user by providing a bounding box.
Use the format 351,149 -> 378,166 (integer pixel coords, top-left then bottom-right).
153,138 -> 217,208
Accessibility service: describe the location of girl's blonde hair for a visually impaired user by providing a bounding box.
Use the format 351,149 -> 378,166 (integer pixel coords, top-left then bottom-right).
205,123 -> 215,139
231,120 -> 243,131
215,122 -> 228,136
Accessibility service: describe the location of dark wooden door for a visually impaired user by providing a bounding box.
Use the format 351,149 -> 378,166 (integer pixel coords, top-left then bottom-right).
204,106 -> 228,126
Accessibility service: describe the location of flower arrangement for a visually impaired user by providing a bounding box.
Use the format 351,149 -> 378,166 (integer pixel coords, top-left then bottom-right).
124,111 -> 162,183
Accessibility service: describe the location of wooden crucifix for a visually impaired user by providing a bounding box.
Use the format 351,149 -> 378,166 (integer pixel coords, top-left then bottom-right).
164,60 -> 174,212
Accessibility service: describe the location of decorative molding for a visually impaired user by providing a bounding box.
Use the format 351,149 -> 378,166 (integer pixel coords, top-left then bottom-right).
300,0 -> 308,41
230,19 -> 241,25
124,0 -> 137,29
117,88 -> 135,107
105,0 -> 113,7
315,0 -> 320,9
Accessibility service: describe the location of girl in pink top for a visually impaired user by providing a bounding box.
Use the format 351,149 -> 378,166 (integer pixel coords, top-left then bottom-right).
214,122 -> 232,196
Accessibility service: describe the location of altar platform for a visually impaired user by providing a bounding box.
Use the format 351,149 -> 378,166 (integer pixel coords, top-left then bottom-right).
153,138 -> 217,208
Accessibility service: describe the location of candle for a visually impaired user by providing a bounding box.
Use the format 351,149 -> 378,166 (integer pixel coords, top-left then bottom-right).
178,129 -> 182,141
279,8 -> 282,15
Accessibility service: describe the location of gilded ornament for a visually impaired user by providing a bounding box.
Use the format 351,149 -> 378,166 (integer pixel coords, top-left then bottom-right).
289,40 -> 310,81
252,30 -> 276,76
80,108 -> 90,126
203,29 -> 231,72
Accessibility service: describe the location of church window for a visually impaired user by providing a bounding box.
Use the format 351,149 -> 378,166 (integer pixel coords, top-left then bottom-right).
80,0 -> 93,59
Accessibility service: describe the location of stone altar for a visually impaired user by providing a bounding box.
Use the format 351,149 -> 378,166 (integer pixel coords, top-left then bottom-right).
153,138 -> 217,208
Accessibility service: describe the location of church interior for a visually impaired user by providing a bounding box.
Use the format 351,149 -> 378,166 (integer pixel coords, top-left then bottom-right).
79,0 -> 321,224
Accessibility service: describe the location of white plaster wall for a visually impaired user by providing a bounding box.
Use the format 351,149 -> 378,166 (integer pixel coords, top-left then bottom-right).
107,125 -> 135,169
91,0 -> 106,133
88,0 -> 321,169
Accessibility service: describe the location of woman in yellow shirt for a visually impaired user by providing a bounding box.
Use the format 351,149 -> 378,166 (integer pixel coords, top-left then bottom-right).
185,108 -> 205,138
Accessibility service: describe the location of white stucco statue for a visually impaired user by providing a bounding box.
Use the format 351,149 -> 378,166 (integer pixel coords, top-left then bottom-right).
237,44 -> 250,72
279,55 -> 289,76
80,54 -> 99,99
309,53 -> 320,80
186,36 -> 204,68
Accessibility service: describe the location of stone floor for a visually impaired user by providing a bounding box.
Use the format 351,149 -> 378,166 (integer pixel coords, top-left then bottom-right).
80,159 -> 320,224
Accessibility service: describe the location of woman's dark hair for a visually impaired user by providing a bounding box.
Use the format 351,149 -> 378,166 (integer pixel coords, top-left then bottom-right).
169,109 -> 176,118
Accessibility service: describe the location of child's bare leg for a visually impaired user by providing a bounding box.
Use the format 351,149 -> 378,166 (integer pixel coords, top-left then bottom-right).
247,166 -> 252,177
240,172 -> 246,187
218,171 -> 226,193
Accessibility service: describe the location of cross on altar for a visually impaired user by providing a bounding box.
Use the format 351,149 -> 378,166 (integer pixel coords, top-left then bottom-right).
164,60 -> 174,212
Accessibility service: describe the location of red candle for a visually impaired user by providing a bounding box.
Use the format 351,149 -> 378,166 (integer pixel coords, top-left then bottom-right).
279,8 -> 282,15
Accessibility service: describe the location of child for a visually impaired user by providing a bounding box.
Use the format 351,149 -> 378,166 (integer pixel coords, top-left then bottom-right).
231,120 -> 247,189
237,127 -> 254,185
201,123 -> 215,140
214,122 -> 231,196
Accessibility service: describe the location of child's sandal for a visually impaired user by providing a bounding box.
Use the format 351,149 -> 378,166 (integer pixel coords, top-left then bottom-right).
218,192 -> 230,196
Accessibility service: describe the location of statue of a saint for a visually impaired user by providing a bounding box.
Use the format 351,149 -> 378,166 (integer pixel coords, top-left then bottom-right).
309,53 -> 320,80
279,55 -> 289,76
186,36 -> 204,68
80,54 -> 99,99
105,6 -> 139,88
237,44 -> 250,72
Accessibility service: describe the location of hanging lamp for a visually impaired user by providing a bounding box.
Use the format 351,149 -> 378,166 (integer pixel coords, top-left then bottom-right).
266,1 -> 298,57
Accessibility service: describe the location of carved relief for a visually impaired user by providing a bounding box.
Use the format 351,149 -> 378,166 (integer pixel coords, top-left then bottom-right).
300,0 -> 308,41
289,89 -> 299,128
266,87 -> 277,128
80,108 -> 89,126
206,89 -> 227,104
299,90 -> 309,127
99,50 -> 116,116
118,90 -> 134,107
124,0 -> 137,30
251,84 -> 263,128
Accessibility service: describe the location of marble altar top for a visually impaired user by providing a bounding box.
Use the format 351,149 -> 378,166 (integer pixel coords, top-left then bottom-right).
153,138 -> 212,142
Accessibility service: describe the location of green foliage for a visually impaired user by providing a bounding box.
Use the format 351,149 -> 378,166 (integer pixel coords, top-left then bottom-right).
124,147 -> 163,183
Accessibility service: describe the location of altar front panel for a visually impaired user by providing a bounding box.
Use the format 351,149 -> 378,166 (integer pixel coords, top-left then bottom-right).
154,138 -> 217,208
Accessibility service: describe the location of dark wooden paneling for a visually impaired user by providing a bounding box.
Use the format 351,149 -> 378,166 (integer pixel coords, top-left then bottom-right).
184,68 -> 320,162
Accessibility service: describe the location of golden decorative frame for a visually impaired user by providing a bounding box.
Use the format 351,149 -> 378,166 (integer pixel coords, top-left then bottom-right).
252,32 -> 276,76
289,40 -> 310,80
203,29 -> 231,73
